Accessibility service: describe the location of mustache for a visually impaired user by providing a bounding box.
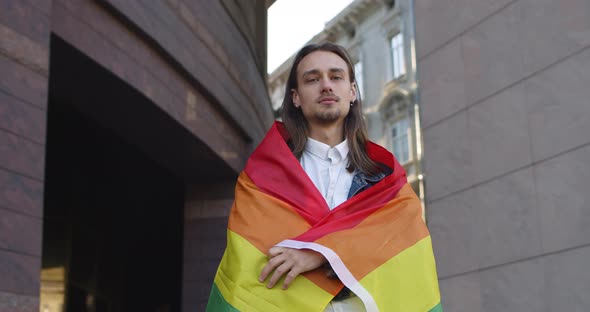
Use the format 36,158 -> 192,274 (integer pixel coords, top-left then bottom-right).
316,94 -> 340,102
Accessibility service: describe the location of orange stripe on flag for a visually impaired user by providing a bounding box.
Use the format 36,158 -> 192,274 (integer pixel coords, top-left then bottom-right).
315,183 -> 429,280
228,172 -> 344,295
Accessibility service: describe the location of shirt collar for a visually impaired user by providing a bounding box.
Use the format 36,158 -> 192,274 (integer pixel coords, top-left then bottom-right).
304,137 -> 349,162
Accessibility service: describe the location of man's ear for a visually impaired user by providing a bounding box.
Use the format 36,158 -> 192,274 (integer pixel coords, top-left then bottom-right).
350,82 -> 358,101
291,89 -> 300,107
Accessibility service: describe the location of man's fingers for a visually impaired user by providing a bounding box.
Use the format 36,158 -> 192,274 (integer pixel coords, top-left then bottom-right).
268,246 -> 286,257
282,267 -> 301,290
259,255 -> 285,282
267,262 -> 291,288
260,248 -> 326,289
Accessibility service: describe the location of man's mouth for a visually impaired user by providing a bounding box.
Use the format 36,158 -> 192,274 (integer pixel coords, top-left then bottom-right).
318,96 -> 339,104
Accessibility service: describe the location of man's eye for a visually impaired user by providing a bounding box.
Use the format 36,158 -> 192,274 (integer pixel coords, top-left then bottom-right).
306,78 -> 319,83
332,76 -> 343,80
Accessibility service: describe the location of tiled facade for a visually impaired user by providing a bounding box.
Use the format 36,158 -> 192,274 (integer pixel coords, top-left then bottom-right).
0,1 -> 51,310
416,0 -> 590,310
0,0 -> 274,310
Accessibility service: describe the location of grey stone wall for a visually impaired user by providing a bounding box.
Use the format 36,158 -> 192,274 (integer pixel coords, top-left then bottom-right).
415,0 -> 590,310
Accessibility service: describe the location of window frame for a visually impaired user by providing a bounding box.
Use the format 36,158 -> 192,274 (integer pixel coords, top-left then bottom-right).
390,32 -> 406,80
389,115 -> 412,165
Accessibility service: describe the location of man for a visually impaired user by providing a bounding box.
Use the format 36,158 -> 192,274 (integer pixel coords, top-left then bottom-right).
207,43 -> 441,312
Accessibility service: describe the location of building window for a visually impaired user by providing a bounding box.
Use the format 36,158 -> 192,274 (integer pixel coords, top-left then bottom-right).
390,32 -> 406,79
391,117 -> 410,164
354,61 -> 364,100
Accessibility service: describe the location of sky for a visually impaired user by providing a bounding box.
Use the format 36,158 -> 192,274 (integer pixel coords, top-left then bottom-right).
267,0 -> 355,74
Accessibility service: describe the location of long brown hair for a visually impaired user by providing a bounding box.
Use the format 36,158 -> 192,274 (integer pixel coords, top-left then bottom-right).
279,42 -> 381,175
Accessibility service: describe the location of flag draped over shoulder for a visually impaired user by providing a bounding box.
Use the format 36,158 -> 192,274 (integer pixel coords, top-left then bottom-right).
207,122 -> 442,312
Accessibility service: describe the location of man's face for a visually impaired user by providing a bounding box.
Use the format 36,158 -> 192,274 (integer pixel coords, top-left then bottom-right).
292,51 -> 357,126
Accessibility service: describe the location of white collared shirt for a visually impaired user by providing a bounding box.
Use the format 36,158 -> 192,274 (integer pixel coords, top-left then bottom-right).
300,138 -> 355,210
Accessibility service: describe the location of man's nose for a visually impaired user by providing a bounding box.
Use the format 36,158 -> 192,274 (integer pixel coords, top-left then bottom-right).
320,77 -> 333,93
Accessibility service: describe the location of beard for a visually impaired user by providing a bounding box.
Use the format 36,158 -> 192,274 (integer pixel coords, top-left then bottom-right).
314,109 -> 342,123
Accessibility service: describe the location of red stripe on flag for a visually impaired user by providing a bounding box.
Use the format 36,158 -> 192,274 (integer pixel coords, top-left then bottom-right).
245,122 -> 408,235
245,122 -> 329,225
295,173 -> 406,242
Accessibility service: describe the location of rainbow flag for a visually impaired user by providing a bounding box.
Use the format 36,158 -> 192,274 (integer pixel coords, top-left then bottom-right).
207,122 -> 442,312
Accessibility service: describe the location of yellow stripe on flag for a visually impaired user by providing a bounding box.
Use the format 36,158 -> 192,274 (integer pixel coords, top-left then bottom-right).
360,236 -> 441,312
214,230 -> 334,311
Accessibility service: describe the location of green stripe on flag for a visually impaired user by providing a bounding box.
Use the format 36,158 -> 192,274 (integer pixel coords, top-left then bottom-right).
429,302 -> 443,312
206,283 -> 240,312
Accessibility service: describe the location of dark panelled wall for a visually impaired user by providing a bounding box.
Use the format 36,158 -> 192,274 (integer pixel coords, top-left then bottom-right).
0,0 -> 51,310
0,0 -> 274,310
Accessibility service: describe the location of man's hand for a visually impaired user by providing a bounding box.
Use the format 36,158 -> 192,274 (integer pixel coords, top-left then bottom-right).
258,247 -> 326,290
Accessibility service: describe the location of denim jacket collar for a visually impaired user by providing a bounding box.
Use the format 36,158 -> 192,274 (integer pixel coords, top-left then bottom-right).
347,165 -> 393,199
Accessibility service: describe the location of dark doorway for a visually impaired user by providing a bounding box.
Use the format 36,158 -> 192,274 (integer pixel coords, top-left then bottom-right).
41,36 -> 185,312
